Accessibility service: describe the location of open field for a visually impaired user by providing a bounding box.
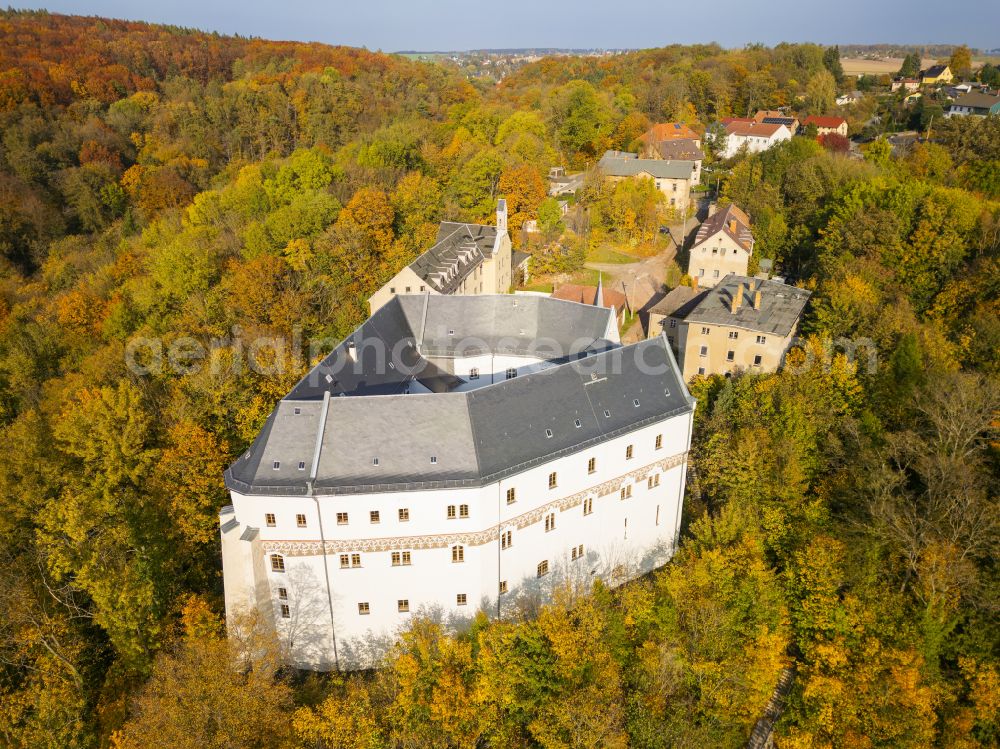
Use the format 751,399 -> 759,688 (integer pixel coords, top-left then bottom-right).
840,56 -> 991,76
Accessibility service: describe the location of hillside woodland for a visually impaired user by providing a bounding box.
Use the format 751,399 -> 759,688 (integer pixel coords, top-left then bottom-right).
0,10 -> 997,748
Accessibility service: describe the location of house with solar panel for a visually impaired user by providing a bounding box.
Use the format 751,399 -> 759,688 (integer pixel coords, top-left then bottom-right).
368,200 -> 521,315
220,293 -> 695,669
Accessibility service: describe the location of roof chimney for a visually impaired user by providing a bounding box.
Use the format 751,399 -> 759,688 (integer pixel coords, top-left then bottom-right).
753,289 -> 762,309
729,219 -> 738,233
730,283 -> 743,313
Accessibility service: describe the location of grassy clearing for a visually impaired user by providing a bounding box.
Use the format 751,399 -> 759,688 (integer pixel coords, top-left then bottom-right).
587,244 -> 640,264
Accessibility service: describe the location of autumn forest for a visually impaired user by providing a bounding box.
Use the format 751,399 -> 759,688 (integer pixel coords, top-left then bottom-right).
0,9 -> 997,748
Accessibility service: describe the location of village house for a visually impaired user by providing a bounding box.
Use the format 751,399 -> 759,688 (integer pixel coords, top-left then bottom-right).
891,78 -> 921,93
947,91 -> 1000,117
637,122 -> 702,149
661,274 -> 811,380
686,203 -> 753,288
369,200 -> 519,315
552,278 -> 629,326
716,120 -> 792,159
921,64 -> 953,86
753,110 -> 800,132
647,284 -> 700,346
596,150 -> 696,215
801,115 -> 848,137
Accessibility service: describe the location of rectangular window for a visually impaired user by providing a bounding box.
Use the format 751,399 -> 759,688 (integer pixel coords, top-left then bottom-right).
280,604 -> 290,619
398,599 -> 409,613
499,581 -> 508,595
506,487 -> 516,505
620,485 -> 633,500
648,473 -> 661,489
447,505 -> 456,519
588,457 -> 596,474
398,508 -> 410,522
270,554 -> 285,572
370,510 -> 380,524
278,587 -> 287,600
265,513 -> 276,527
701,326 -> 710,335
699,268 -> 705,277
713,269 -> 720,278
544,512 -> 556,532
358,602 -> 370,615
452,545 -> 464,563
753,355 -> 762,366
336,512 -> 348,525
700,346 -> 708,357
457,593 -> 467,606
548,472 -> 557,489
756,335 -> 767,344
698,367 -> 706,375
351,553 -> 361,568
583,497 -> 593,515
537,560 -> 549,578
571,544 -> 584,561
727,350 -> 735,362
506,368 -> 517,380
391,551 -> 401,566
296,513 -> 307,528
459,504 -> 469,519
340,554 -> 350,568
501,530 -> 512,549
469,368 -> 480,380
729,331 -> 738,339
626,444 -> 634,460
655,434 -> 663,450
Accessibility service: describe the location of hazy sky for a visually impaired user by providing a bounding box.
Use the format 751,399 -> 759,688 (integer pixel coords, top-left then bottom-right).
16,0 -> 1000,51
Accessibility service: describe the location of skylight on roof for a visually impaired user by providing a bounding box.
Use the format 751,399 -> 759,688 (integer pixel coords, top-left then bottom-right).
604,409 -> 611,418
574,419 -> 582,428
430,456 -> 437,464
372,457 -> 379,466
294,407 -> 301,415
545,429 -> 553,438
298,461 -> 305,470
273,461 -> 280,470
634,399 -> 640,407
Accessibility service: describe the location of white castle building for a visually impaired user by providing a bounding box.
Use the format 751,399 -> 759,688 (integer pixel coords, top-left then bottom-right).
220,294 -> 695,669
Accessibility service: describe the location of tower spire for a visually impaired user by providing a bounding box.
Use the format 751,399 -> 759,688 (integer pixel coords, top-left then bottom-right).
595,272 -> 604,307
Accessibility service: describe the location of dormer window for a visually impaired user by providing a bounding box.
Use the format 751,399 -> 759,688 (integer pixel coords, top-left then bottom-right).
272,461 -> 280,470
633,399 -> 640,407
298,461 -> 306,470
372,457 -> 379,466
430,456 -> 438,464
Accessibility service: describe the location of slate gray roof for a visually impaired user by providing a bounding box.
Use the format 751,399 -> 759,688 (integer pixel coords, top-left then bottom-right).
408,222 -> 499,294
226,296 -> 693,496
512,250 -> 531,268
598,151 -> 695,180
678,275 -> 810,336
654,139 -> 704,161
693,203 -> 753,251
950,92 -> 1000,110
649,285 -> 702,317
